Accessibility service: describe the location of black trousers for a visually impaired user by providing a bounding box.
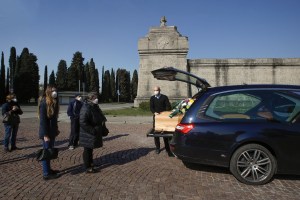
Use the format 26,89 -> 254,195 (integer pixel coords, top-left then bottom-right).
69,117 -> 80,146
83,147 -> 93,169
154,137 -> 171,152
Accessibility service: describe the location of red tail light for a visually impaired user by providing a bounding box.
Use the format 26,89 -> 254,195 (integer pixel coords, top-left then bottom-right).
175,123 -> 194,134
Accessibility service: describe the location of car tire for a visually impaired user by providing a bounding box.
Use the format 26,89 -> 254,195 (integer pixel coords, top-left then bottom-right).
230,144 -> 277,185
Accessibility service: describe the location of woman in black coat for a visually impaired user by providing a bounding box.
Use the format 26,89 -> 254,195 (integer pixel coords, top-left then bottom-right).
38,85 -> 60,180
79,92 -> 107,173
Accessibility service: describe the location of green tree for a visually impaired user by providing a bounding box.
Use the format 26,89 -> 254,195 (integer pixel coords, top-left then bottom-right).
49,70 -> 56,86
43,65 -> 48,92
89,58 -> 98,93
84,62 -> 90,92
56,60 -> 68,91
131,69 -> 138,101
0,52 -> 5,104
5,68 -> 10,95
110,68 -> 116,101
102,70 -> 111,102
14,48 -> 39,103
95,69 -> 100,95
9,47 -> 17,92
118,69 -> 131,102
68,51 -> 84,91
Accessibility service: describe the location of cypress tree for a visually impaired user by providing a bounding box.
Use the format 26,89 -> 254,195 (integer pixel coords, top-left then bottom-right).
102,70 -> 111,102
101,66 -> 104,95
49,70 -> 56,86
0,52 -> 5,104
95,68 -> 100,95
6,68 -> 10,95
118,69 -> 131,102
67,51 -> 84,91
84,62 -> 90,92
14,48 -> 39,103
9,47 -> 17,92
110,68 -> 116,101
89,59 -> 97,93
56,60 -> 68,90
131,69 -> 138,101
43,65 -> 48,91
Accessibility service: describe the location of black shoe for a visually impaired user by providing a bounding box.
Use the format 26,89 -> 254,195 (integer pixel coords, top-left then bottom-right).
10,146 -> 21,151
4,147 -> 9,153
43,173 -> 61,180
167,151 -> 174,157
49,169 -> 60,174
155,149 -> 160,154
86,168 -> 97,174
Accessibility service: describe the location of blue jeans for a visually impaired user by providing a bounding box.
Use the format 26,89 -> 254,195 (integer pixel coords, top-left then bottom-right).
4,123 -> 19,148
41,139 -> 55,176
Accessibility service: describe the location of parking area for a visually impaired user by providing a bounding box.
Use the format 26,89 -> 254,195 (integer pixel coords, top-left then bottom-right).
1,116 -> 300,199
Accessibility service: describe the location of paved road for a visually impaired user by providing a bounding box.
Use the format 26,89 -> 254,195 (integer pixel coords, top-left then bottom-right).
0,111 -> 300,199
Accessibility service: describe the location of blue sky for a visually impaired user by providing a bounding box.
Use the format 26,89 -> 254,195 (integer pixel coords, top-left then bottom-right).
0,0 -> 299,79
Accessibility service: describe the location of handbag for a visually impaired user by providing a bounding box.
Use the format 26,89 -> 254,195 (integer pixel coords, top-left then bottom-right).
36,148 -> 59,161
102,123 -> 109,137
2,113 -> 10,123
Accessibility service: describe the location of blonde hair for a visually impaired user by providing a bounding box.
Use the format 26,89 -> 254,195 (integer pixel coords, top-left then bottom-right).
38,86 -> 59,118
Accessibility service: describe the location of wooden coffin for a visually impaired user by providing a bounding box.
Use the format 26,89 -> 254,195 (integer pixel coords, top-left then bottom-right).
154,111 -> 183,132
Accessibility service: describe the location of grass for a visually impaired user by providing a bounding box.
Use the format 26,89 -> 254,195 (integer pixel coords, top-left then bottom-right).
103,107 -> 152,116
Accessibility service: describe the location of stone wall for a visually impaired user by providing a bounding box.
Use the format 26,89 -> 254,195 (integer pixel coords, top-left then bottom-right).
188,58 -> 300,96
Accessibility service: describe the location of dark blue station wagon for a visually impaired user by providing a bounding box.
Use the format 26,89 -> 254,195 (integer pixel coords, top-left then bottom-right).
152,67 -> 300,185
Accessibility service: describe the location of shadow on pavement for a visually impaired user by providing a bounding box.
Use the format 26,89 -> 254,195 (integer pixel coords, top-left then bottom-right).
182,161 -> 230,175
103,134 -> 129,142
60,147 -> 155,175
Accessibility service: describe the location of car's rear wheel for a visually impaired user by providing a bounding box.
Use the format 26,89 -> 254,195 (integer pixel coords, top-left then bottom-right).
230,144 -> 276,185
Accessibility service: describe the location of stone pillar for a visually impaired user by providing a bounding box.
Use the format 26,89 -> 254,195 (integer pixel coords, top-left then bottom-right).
134,17 -> 189,107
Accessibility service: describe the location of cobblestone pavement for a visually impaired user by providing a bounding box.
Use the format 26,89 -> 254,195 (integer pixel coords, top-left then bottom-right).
1,118 -> 300,200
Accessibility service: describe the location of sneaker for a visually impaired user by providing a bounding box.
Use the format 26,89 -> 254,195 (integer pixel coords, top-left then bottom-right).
155,149 -> 160,154
69,146 -> 75,150
167,151 -> 175,157
43,173 -> 61,180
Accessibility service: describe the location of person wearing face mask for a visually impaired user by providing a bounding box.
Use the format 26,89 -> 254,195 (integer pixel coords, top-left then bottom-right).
150,86 -> 172,155
67,93 -> 83,150
79,92 -> 107,173
38,85 -> 60,180
1,94 -> 23,152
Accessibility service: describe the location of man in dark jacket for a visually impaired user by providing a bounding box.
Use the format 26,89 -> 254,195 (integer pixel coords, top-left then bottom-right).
67,93 -> 83,149
79,92 -> 107,173
150,86 -> 171,155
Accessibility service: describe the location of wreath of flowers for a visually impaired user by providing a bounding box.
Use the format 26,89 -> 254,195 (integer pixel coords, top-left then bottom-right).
169,98 -> 195,118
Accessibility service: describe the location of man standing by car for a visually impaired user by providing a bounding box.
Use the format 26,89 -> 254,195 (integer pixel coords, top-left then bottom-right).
67,93 -> 83,150
150,86 -> 172,155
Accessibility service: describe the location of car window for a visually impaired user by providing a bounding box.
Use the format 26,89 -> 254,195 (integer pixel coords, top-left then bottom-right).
270,92 -> 300,122
205,92 -> 261,120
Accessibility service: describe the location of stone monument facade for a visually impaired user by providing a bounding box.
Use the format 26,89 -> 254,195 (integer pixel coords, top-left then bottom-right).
134,17 -> 189,107
134,17 -> 300,107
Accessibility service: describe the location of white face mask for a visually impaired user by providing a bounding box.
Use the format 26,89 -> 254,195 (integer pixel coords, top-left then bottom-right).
51,91 -> 58,98
12,98 -> 17,102
154,91 -> 160,96
92,98 -> 98,104
77,97 -> 82,101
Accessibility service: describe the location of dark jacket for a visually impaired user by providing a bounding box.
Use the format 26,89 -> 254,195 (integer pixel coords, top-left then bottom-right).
2,101 -> 23,125
67,99 -> 83,119
38,98 -> 59,139
79,101 -> 107,149
150,94 -> 171,114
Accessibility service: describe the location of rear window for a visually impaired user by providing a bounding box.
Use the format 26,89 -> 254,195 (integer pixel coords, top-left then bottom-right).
205,93 -> 261,120
204,90 -> 300,122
